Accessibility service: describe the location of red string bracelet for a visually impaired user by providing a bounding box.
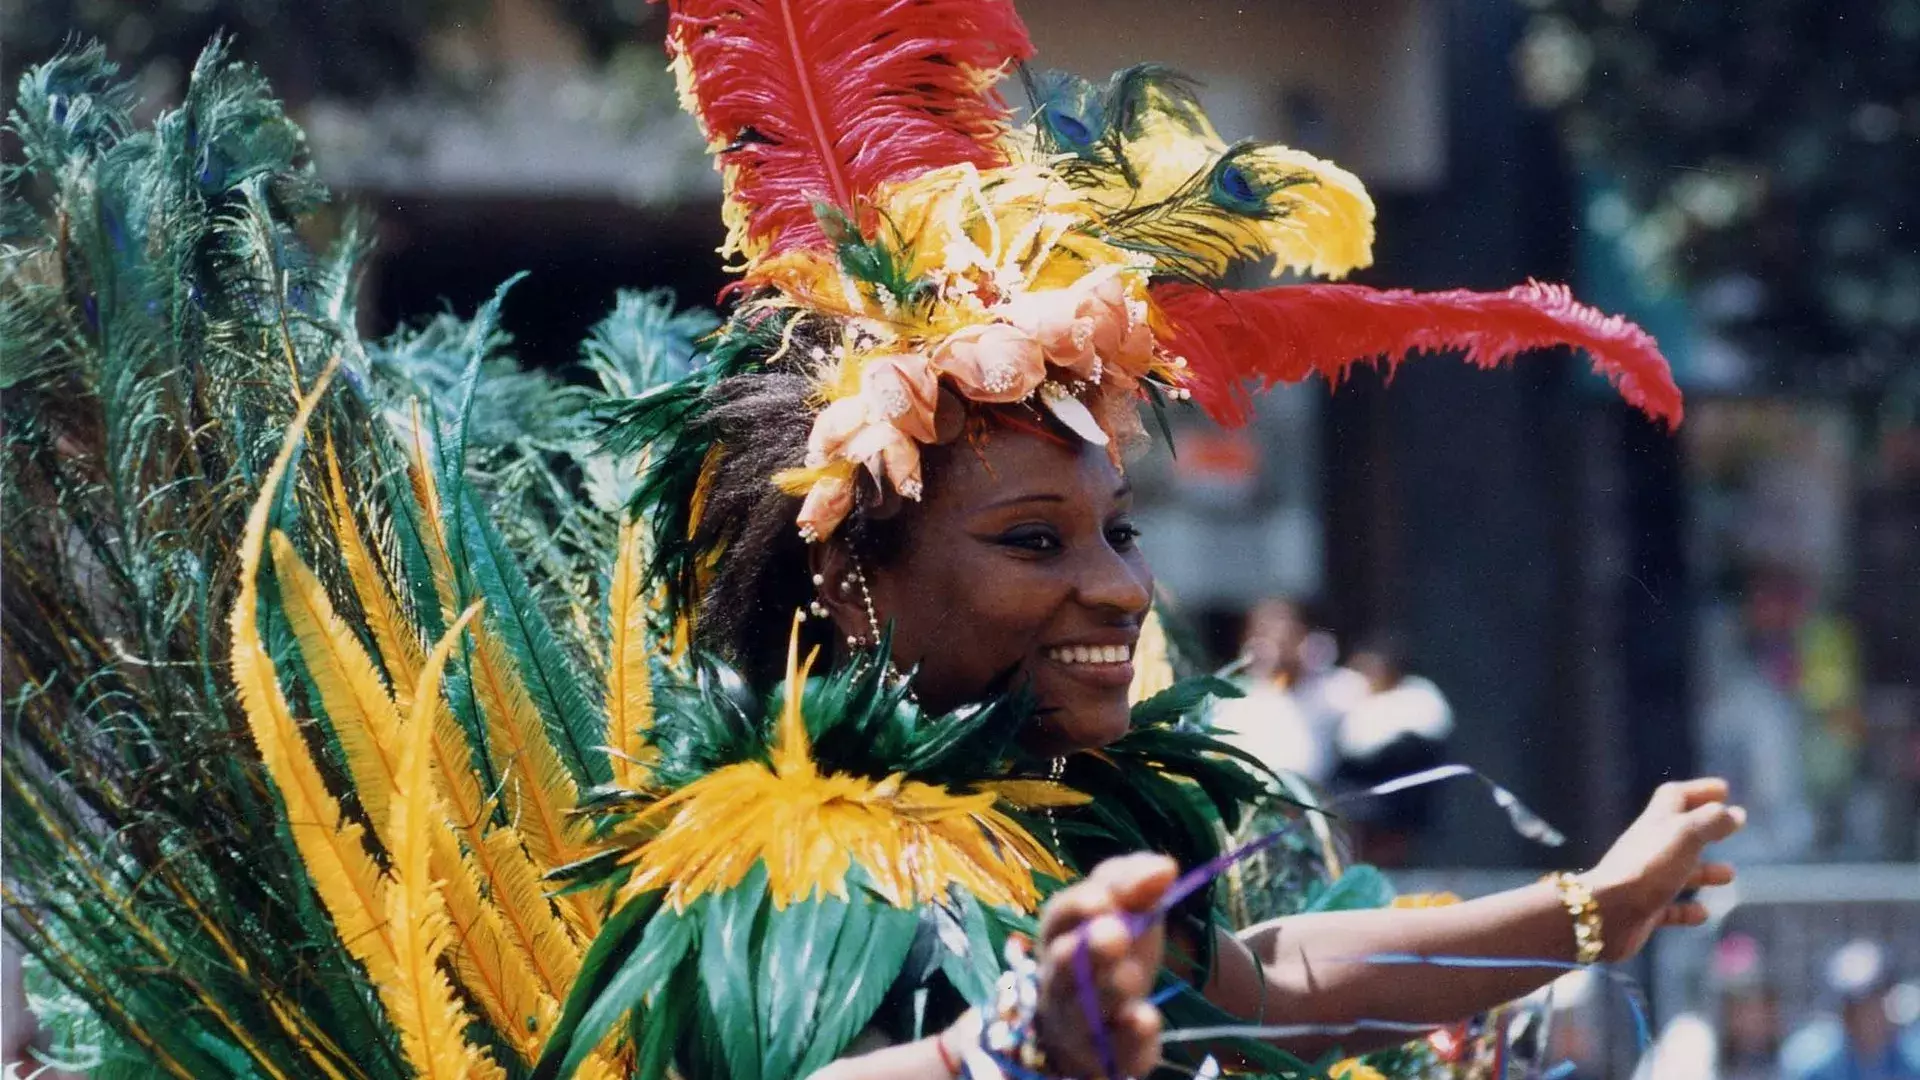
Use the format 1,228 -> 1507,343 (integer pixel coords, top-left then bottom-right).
932,1033 -> 962,1076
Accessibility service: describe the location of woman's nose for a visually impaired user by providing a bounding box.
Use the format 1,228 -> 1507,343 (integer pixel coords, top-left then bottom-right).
1076,547 -> 1151,618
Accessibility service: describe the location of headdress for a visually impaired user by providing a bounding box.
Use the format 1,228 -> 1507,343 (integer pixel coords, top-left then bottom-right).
618,0 -> 1681,597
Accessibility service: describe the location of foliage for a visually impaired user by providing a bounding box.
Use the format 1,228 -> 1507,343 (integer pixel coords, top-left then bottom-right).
1516,0 -> 1920,388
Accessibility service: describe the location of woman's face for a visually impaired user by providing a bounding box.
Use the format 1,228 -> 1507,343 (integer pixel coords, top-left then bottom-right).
856,430 -> 1153,754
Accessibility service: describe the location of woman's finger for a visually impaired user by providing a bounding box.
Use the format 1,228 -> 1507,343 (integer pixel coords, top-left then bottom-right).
1116,1000 -> 1163,1079
1681,802 -> 1747,846
1661,901 -> 1709,927
1089,853 -> 1179,914
1040,880 -> 1115,941
1687,862 -> 1736,889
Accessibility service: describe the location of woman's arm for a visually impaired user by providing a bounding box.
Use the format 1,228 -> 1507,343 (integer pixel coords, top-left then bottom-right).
1204,778 -> 1746,1059
801,1014 -> 976,1080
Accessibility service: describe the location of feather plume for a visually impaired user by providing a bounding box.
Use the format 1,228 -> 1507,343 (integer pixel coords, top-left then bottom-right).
324,437 -> 426,711
429,827 -> 560,1064
1152,280 -> 1684,428
1024,66 -> 1374,281
663,0 -> 1034,264
426,688 -> 585,1007
273,523 -> 568,1067
473,824 -> 585,995
606,517 -> 658,790
1127,607 -> 1176,704
1099,143 -> 1374,281
464,624 -> 588,879
229,368 -> 401,990
270,530 -> 406,829
383,602 -> 507,1080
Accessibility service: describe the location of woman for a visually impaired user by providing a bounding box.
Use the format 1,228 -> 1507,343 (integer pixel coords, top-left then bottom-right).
661,409 -> 1742,1079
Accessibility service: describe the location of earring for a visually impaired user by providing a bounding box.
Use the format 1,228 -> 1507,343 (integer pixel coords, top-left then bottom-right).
799,573 -> 830,621
848,560 -> 883,647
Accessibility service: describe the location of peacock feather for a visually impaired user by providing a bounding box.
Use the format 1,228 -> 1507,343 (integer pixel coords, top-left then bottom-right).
1018,64 -> 1376,282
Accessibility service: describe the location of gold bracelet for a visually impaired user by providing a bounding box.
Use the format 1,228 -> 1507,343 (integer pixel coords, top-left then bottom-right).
1544,872 -> 1604,964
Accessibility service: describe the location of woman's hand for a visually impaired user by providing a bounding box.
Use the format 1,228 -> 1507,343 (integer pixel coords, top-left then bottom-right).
1583,777 -> 1746,962
1035,853 -> 1176,1078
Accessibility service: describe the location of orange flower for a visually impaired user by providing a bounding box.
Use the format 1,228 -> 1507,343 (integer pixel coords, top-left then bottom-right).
1003,288 -> 1100,379
806,396 -> 872,469
843,421 -> 923,501
858,353 -> 941,443
931,322 -> 1048,403
796,472 -> 855,542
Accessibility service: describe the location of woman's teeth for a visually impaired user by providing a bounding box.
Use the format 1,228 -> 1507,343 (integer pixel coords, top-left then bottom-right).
1045,644 -> 1133,665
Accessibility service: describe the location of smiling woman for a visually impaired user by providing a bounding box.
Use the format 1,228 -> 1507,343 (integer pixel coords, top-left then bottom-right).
3,4 -> 1739,1080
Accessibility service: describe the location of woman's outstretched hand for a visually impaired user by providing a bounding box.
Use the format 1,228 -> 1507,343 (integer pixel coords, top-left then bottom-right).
1035,853 -> 1176,1078
1583,777 -> 1746,962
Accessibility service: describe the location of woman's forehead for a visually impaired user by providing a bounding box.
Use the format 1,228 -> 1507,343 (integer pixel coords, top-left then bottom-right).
931,429 -> 1128,509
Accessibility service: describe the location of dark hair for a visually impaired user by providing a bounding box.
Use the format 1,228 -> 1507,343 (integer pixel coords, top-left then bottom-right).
685,361 -> 910,690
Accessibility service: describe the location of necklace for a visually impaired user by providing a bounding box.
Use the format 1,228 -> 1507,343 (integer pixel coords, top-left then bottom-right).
1043,755 -> 1066,855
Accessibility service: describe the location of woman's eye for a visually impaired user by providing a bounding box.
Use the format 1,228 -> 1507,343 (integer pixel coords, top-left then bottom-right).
1107,523 -> 1141,551
999,527 -> 1062,552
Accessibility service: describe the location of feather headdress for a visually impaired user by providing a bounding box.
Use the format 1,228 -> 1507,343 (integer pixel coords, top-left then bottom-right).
629,0 -> 1682,554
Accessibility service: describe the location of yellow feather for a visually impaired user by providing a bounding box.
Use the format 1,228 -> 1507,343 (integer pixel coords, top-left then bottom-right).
605,517 -> 657,790
384,602 -> 506,1080
403,404 -> 460,619
230,368 -> 401,991
473,824 -> 583,998
1128,607 -> 1176,704
324,436 -> 425,712
1022,79 -> 1376,282
271,525 -> 559,1059
395,421 -> 598,938
976,779 -> 1094,810
421,648 -> 585,1006
463,623 -> 587,877
270,530 -> 405,830
614,618 -> 1068,914
433,814 -> 560,1065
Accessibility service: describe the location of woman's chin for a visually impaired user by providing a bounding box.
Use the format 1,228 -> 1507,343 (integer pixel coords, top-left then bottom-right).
1034,696 -> 1133,754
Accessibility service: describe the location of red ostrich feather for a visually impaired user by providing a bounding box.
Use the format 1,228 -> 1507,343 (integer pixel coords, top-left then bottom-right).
1151,280 -> 1684,429
663,0 -> 1033,261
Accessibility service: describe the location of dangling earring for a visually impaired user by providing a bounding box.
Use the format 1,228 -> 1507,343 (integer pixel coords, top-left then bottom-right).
845,556 -> 918,704
849,558 -> 882,648
799,573 -> 829,621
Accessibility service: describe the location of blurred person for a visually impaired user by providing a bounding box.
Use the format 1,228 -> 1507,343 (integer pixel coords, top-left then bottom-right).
1332,636 -> 1455,866
1633,932 -> 1782,1080
1781,940 -> 1920,1080
1212,596 -> 1364,785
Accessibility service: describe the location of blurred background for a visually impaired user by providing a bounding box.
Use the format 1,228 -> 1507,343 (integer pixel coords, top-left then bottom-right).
3,0 -> 1917,1076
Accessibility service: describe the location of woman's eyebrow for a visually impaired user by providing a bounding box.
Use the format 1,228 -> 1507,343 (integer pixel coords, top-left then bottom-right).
975,491 -> 1067,512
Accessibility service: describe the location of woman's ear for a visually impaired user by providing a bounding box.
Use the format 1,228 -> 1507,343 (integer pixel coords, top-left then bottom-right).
807,540 -> 869,645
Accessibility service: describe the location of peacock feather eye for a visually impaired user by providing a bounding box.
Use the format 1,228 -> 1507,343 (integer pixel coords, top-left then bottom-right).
1044,106 -> 1095,149
1211,160 -> 1262,211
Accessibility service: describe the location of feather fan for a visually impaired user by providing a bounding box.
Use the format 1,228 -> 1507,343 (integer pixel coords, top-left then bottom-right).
663,0 -> 1034,264
1152,280 -> 1685,428
229,371 -> 402,992
606,517 -> 658,790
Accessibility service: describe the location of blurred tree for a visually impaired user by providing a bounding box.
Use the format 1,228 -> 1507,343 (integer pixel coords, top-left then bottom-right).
1516,0 -> 1920,393
0,0 -> 670,129
2,0 -> 483,106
